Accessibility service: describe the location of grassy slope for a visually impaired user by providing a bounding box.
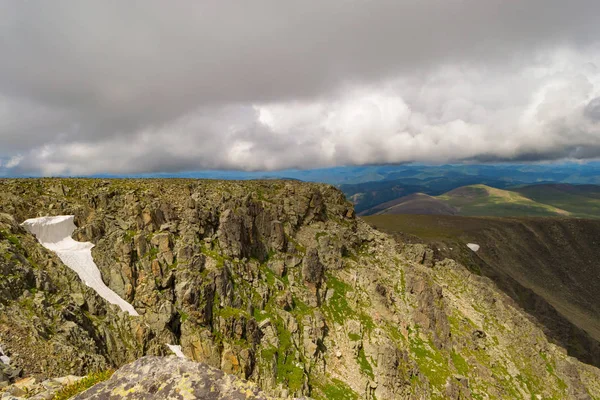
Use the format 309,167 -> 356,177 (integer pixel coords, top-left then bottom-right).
437,184 -> 571,217
373,193 -> 459,216
372,183 -> 600,219
514,184 -> 600,219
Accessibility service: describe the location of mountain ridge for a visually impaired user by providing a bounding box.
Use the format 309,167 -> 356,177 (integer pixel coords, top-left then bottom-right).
1,179 -> 600,399
370,183 -> 600,218
365,213 -> 600,366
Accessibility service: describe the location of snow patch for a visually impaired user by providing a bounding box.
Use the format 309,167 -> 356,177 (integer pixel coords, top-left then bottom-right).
21,216 -> 139,316
467,243 -> 480,252
167,344 -> 186,358
0,345 -> 10,365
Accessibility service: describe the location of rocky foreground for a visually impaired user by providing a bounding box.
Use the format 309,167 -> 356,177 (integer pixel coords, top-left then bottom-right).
73,356 -> 293,400
1,179 -> 600,399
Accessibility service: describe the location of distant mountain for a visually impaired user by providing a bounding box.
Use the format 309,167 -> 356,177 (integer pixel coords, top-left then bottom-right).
345,177 -> 521,214
370,193 -> 459,216
340,163 -> 600,213
437,184 -> 571,217
82,162 -> 600,188
372,183 -> 600,219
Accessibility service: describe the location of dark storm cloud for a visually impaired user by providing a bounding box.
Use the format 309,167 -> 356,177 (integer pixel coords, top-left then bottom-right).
584,97 -> 600,121
1,0 -> 600,175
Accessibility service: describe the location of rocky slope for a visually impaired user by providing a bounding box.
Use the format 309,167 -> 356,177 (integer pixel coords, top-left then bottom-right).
1,179 -> 600,399
366,214 -> 600,369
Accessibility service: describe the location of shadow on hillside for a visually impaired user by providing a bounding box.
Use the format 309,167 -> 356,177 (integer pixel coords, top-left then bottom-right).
365,214 -> 600,369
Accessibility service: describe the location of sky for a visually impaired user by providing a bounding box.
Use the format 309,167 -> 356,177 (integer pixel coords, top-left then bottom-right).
2,1 -> 600,176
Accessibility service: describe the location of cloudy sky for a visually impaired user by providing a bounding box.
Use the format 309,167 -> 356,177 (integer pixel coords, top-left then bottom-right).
2,1 -> 600,176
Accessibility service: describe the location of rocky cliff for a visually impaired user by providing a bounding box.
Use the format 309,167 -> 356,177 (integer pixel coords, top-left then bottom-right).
1,179 -> 600,399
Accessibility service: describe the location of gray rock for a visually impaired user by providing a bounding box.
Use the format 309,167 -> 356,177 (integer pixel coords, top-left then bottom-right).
73,356 -> 286,399
301,248 -> 323,287
151,233 -> 171,252
401,243 -> 434,267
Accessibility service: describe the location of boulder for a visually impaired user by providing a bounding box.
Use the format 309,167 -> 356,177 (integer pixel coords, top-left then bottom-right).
72,356 -> 292,399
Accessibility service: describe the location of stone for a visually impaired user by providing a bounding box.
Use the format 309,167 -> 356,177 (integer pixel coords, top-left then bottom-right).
72,356 -> 282,399
221,347 -> 239,370
268,259 -> 286,277
151,233 -> 171,252
301,248 -> 323,287
133,235 -> 147,258
270,221 -> 286,251
401,243 -> 434,267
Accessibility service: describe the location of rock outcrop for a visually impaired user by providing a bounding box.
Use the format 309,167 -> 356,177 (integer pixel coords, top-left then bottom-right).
1,374 -> 84,400
0,179 -> 599,399
73,356 -> 293,400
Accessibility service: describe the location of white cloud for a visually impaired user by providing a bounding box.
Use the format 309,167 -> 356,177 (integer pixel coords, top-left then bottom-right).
5,154 -> 23,168
1,2 -> 600,175
10,47 -> 600,175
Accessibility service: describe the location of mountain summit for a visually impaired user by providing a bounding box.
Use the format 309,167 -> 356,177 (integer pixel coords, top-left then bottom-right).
1,179 -> 599,399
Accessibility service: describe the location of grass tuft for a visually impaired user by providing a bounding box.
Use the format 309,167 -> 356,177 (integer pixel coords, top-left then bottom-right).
52,370 -> 114,400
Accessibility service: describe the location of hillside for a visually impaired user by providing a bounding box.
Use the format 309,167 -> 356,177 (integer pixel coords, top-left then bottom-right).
514,184 -> 600,219
339,163 -> 600,214
371,184 -> 600,218
372,193 -> 459,216
438,185 -> 571,217
1,179 -> 600,399
365,214 -> 600,367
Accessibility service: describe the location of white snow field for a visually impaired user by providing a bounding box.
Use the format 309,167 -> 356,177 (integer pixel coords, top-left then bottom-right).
467,243 -> 480,252
21,215 -> 139,316
21,215 -> 187,358
0,345 -> 10,365
166,344 -> 186,358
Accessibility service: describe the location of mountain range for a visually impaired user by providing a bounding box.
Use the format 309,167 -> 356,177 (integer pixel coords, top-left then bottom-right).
369,183 -> 600,219
337,163 -> 600,214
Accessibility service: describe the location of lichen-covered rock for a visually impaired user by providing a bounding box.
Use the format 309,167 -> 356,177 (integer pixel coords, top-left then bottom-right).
1,375 -> 83,400
401,243 -> 434,267
73,356 -> 291,400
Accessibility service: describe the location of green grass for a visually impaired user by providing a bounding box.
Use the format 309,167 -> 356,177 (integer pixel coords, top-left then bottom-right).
179,310 -> 189,323
438,185 -> 571,218
372,183 -> 600,219
356,346 -> 374,379
217,306 -> 248,319
315,231 -> 328,240
199,244 -> 227,268
123,230 -> 136,242
365,215 -> 467,240
451,351 -> 469,375
278,357 -> 305,393
52,370 -> 114,400
147,247 -> 159,260
317,378 -> 359,400
0,230 -> 22,249
290,296 -> 312,317
321,275 -> 354,325
256,296 -> 307,393
515,185 -> 600,219
409,332 -> 450,390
